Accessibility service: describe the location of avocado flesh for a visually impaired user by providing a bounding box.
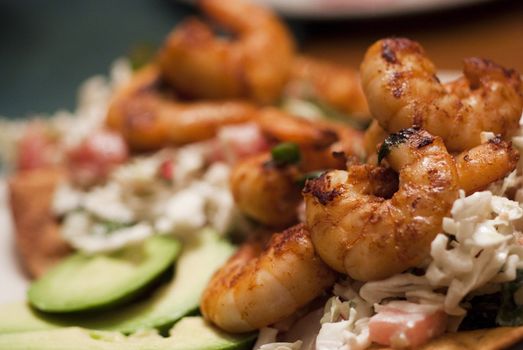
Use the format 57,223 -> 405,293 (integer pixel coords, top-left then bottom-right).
77,229 -> 235,333
0,317 -> 256,350
0,303 -> 70,334
29,235 -> 181,313
0,229 -> 234,334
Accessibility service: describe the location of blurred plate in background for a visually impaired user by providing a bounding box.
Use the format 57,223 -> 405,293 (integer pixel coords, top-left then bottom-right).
179,0 -> 495,18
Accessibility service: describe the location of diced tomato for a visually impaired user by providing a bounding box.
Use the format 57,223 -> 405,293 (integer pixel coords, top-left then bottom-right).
158,159 -> 174,182
213,123 -> 270,163
17,123 -> 59,171
369,303 -> 447,349
66,129 -> 129,186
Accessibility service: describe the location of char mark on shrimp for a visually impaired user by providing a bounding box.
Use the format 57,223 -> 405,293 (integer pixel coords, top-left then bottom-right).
303,173 -> 341,205
381,42 -> 398,64
390,72 -> 405,98
414,134 -> 434,149
381,38 -> 423,65
377,128 -> 433,163
386,127 -> 419,146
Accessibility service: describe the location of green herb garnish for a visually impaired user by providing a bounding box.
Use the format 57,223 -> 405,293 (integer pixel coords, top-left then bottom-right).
271,142 -> 301,167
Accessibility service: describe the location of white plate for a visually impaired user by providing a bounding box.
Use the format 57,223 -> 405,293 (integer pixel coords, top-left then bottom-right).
0,180 -> 28,303
179,0 -> 495,18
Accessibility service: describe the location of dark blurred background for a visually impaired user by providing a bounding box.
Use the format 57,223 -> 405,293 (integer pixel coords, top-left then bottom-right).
0,0 -> 522,118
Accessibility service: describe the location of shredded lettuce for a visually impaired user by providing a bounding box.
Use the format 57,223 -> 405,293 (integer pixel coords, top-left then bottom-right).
316,282 -> 372,350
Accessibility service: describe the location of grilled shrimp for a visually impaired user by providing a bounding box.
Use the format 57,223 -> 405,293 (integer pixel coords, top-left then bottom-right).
230,153 -> 302,228
201,223 -> 336,333
106,65 -> 256,151
360,38 -> 523,152
304,128 -> 459,281
157,0 -> 294,104
230,109 -> 365,227
364,122 -> 519,194
286,55 -> 370,121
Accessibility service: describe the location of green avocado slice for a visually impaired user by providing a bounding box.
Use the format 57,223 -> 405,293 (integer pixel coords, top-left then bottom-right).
0,229 -> 234,334
0,303 -> 69,334
28,235 -> 181,313
76,228 -> 235,333
0,316 -> 256,350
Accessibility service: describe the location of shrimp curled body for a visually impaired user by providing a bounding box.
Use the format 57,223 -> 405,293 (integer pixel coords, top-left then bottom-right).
360,38 -> 523,152
106,66 -> 256,151
158,0 -> 294,104
230,109 -> 365,227
304,128 -> 459,281
201,224 -> 336,333
230,153 -> 302,228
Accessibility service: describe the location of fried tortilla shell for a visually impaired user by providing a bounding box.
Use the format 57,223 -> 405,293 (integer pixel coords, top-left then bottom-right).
8,168 -> 71,279
372,326 -> 523,350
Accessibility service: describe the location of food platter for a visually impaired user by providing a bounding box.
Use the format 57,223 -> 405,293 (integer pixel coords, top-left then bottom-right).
2,0 -> 523,348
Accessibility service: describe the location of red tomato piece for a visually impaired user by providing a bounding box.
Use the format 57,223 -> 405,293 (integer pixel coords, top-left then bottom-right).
158,159 -> 174,182
67,129 -> 129,186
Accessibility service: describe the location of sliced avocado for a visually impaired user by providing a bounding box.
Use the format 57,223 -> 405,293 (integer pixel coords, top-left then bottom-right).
164,317 -> 255,350
0,229 -> 234,334
29,235 -> 181,313
77,229 -> 235,333
0,316 -> 256,350
0,303 -> 69,334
